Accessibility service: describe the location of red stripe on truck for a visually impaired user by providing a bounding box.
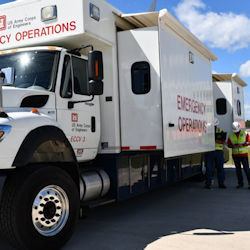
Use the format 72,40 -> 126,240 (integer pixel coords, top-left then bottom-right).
121,147 -> 130,150
140,146 -> 157,150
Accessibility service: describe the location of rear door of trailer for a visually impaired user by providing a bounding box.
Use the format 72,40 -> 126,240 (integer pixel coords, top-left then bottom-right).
213,81 -> 233,134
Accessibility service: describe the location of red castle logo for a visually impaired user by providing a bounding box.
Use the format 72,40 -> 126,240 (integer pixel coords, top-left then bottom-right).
72,113 -> 78,122
0,16 -> 6,31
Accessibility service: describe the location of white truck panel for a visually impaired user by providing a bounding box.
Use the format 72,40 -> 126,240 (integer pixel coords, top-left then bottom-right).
3,87 -> 51,108
213,81 -> 232,134
98,45 -> 121,153
56,94 -> 101,162
232,79 -> 245,122
0,0 -> 84,50
0,0 -> 120,51
159,24 -> 214,158
118,27 -> 163,150
53,49 -> 101,162
83,0 -> 118,45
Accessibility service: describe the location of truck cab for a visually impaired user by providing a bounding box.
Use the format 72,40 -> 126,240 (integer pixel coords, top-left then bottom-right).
0,46 -> 103,168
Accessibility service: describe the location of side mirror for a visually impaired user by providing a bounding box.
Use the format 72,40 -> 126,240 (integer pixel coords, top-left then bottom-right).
88,51 -> 103,95
88,51 -> 103,81
89,80 -> 103,95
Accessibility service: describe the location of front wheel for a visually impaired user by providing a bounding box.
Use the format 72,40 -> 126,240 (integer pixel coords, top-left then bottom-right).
0,166 -> 79,250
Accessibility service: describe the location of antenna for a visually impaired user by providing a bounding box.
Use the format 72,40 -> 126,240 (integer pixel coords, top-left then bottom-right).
148,0 -> 157,12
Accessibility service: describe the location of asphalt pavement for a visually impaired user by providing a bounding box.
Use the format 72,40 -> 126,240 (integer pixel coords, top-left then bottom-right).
1,165 -> 250,250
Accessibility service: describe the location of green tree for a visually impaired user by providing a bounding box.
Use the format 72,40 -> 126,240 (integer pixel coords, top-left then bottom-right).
246,120 -> 250,128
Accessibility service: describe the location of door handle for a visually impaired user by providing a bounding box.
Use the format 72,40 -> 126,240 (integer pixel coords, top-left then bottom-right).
91,117 -> 96,132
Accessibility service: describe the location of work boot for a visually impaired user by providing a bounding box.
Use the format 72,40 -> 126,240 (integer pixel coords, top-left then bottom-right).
219,184 -> 226,189
236,184 -> 243,188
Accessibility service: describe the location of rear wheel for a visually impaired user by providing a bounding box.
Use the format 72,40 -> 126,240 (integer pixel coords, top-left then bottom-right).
0,166 -> 79,250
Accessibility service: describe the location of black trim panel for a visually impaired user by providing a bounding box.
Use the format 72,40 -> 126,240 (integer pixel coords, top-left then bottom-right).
20,95 -> 49,108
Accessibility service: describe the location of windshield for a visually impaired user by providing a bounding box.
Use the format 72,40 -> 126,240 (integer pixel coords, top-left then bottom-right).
0,50 -> 59,91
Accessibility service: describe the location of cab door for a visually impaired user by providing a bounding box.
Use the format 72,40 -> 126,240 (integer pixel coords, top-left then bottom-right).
56,53 -> 100,161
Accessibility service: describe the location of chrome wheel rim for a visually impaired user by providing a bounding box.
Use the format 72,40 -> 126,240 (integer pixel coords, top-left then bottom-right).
32,185 -> 69,237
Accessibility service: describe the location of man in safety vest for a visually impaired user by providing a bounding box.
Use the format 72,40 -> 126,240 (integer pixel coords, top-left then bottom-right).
204,118 -> 226,189
227,121 -> 250,189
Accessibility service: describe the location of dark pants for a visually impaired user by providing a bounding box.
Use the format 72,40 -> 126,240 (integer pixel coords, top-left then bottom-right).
205,150 -> 225,186
233,156 -> 250,185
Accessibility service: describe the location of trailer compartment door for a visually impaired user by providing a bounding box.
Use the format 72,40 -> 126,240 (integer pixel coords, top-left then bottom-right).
159,24 -> 214,158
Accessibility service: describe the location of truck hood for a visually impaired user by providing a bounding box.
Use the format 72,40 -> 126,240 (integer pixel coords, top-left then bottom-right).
1,86 -> 55,110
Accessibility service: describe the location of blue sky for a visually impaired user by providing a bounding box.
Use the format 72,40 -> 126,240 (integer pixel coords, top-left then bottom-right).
0,0 -> 250,120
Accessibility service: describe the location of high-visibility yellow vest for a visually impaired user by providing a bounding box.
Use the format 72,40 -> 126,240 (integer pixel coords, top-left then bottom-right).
229,130 -> 248,155
215,128 -> 224,150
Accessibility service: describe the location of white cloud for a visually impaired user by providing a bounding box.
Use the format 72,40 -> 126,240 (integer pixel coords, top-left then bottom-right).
239,60 -> 250,78
174,0 -> 250,51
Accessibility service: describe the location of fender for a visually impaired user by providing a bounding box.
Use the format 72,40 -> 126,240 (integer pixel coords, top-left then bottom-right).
0,110 -> 80,188
13,125 -> 76,165
13,125 -> 80,187
0,112 -> 68,168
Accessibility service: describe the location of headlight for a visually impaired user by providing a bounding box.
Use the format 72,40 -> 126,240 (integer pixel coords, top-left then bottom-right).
0,125 -> 11,142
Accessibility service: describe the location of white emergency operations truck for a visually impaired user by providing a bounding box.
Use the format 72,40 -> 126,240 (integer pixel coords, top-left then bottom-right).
0,0 -> 217,249
213,73 -> 247,134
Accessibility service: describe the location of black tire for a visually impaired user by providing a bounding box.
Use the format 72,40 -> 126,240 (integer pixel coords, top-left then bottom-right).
0,166 -> 79,250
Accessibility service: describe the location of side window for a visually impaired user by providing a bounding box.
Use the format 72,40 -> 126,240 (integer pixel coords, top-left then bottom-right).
131,61 -> 151,94
60,55 -> 72,98
72,56 -> 89,95
237,100 -> 241,116
237,87 -> 240,94
216,98 -> 227,115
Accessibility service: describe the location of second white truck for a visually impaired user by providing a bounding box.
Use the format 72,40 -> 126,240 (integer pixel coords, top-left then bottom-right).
213,73 -> 247,134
